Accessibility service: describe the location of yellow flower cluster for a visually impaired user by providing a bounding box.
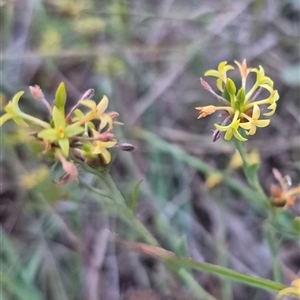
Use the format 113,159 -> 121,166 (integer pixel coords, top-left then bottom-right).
196,60 -> 279,142
0,83 -> 125,183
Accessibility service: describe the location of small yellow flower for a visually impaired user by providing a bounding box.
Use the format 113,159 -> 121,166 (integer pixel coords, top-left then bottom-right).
0,91 -> 50,128
79,129 -> 117,164
0,91 -> 28,126
239,105 -> 270,135
276,278 -> 300,299
205,61 -> 234,92
38,106 -> 84,157
90,129 -> 117,164
215,111 -> 247,141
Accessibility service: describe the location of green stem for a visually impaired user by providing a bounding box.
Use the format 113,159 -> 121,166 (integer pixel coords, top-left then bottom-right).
164,256 -> 286,293
234,139 -> 282,284
100,170 -> 159,246
19,112 -> 50,128
264,214 -> 282,283
233,138 -> 267,202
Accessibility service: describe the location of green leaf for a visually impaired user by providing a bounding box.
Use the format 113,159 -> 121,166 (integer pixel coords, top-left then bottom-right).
128,180 -> 142,213
164,256 -> 286,293
293,217 -> 300,233
50,161 -> 64,183
245,163 -> 259,182
173,235 -> 188,257
225,78 -> 236,96
54,82 -> 66,113
222,88 -> 231,102
1,272 -> 42,300
236,88 -> 246,108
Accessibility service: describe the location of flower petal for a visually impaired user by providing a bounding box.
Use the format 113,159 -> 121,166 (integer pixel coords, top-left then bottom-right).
52,106 -> 66,129
0,113 -> 12,126
96,95 -> 109,114
12,91 -> 25,105
239,122 -> 252,130
79,99 -> 97,110
264,103 -> 277,116
224,128 -> 233,140
100,148 -> 111,164
233,129 -> 247,141
38,128 -> 58,141
256,119 -> 270,128
103,140 -> 117,148
58,138 -> 70,157
65,125 -> 84,137
204,70 -> 220,77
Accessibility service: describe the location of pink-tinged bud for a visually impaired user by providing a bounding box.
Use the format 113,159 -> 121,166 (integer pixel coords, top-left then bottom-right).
200,78 -> 213,92
29,85 -> 45,101
108,112 -> 119,119
97,132 -> 115,142
116,143 -> 136,151
29,85 -> 52,114
56,151 -> 78,184
81,89 -> 95,100
58,160 -> 78,184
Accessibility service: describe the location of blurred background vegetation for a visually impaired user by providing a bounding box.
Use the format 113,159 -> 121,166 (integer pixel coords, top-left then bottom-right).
0,0 -> 299,299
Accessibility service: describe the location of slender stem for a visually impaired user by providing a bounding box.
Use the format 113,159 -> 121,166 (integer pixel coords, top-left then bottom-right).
234,139 -> 283,286
233,138 -> 267,202
19,112 -> 50,128
264,212 -> 282,283
164,256 -> 286,293
100,170 -> 159,246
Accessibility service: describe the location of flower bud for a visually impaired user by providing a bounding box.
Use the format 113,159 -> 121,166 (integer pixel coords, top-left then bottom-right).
81,89 -> 95,100
115,143 -> 136,151
29,85 -> 45,101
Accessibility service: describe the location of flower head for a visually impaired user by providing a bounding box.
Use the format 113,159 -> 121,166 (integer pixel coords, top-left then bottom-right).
1,83 -> 128,182
196,60 -> 279,142
270,169 -> 300,208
